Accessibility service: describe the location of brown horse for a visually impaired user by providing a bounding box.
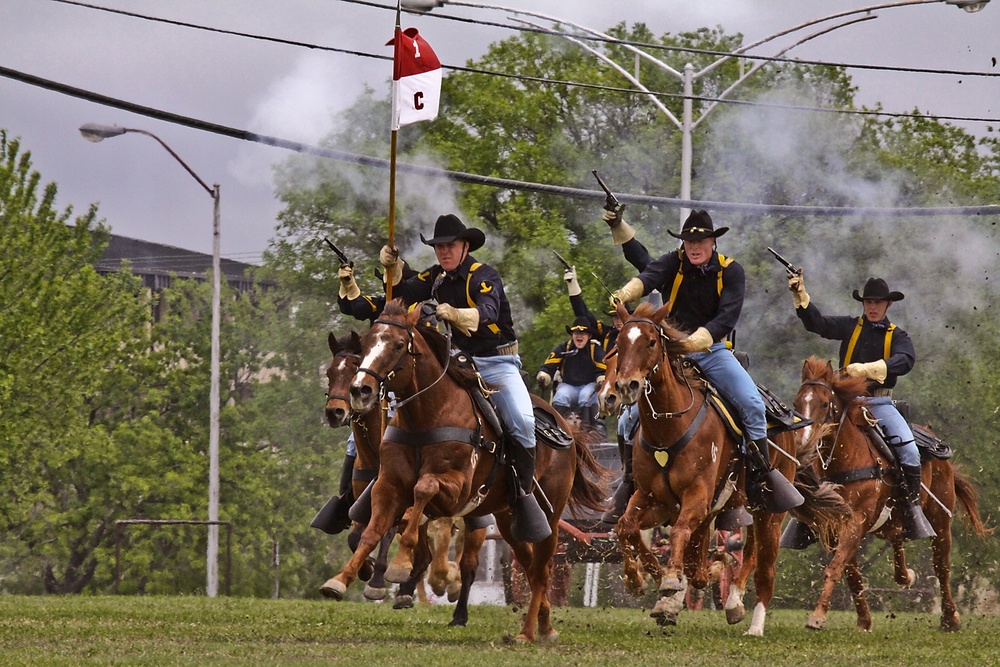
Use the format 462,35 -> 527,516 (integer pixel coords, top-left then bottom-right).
325,300 -> 606,642
793,356 -> 991,632
321,332 -> 481,618
607,302 -> 840,635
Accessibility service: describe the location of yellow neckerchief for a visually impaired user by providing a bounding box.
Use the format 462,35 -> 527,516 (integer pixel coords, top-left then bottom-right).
464,261 -> 500,334
666,249 -> 734,314
844,317 -> 896,366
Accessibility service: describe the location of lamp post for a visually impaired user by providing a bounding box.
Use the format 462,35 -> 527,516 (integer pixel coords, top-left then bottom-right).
80,122 -> 223,598
403,0 -> 989,225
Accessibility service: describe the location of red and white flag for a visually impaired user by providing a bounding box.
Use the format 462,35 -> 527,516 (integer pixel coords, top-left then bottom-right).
388,27 -> 442,130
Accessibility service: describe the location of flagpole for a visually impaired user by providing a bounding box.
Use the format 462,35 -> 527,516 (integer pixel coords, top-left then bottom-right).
387,1 -> 403,303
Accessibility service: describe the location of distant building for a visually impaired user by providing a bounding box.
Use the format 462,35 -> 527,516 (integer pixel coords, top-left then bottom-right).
97,234 -> 274,320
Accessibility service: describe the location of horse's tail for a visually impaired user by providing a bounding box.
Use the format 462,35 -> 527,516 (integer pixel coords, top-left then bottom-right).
565,429 -> 610,517
790,422 -> 852,550
953,468 -> 992,538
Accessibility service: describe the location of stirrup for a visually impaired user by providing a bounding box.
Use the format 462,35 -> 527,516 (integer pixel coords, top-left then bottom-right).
347,479 -> 375,525
780,518 -> 818,549
761,469 -> 804,514
899,503 -> 936,541
511,492 -> 551,543
310,493 -> 353,535
716,506 -> 753,531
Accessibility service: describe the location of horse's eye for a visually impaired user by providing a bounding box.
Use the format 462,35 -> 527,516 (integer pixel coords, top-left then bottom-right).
394,340 -> 405,350
648,339 -> 656,348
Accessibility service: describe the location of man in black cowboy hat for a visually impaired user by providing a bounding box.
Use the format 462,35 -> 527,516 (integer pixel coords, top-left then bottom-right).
377,214 -> 551,543
536,316 -> 607,435
787,274 -> 934,541
607,210 -> 804,516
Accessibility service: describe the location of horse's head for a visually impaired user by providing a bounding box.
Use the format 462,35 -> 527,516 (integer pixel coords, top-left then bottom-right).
613,301 -> 682,405
350,299 -> 420,414
325,330 -> 363,427
596,347 -> 621,417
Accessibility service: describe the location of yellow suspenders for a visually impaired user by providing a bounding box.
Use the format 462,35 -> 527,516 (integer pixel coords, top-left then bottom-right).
464,262 -> 501,334
844,317 -> 895,366
666,252 -> 734,313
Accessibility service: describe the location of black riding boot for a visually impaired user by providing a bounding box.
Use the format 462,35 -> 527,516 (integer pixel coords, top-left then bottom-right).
310,453 -> 356,535
509,445 -> 552,543
745,438 -> 803,514
898,464 -> 936,540
584,405 -> 608,439
602,434 -> 633,524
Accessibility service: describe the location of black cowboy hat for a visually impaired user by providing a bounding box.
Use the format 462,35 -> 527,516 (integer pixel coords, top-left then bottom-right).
419,214 -> 486,251
566,316 -> 595,336
667,210 -> 728,241
852,277 -> 904,302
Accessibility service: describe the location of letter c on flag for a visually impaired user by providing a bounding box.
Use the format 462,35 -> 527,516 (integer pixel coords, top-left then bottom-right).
413,91 -> 424,110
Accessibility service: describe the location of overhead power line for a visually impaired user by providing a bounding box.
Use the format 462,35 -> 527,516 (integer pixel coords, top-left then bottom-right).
47,0 -> 1000,127
3,63 -> 998,217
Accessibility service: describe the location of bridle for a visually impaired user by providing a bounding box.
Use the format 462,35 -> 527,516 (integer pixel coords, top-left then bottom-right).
325,351 -> 362,405
356,315 -> 453,410
799,378 -> 846,470
618,317 -> 696,420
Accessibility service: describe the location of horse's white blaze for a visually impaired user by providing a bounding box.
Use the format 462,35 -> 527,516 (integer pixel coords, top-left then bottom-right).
746,602 -> 767,636
626,326 -> 643,344
800,392 -> 815,443
358,337 -> 389,376
335,358 -> 350,374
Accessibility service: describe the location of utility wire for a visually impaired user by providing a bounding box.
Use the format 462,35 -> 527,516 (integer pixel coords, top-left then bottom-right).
4,64 -> 997,218
46,0 -> 1000,127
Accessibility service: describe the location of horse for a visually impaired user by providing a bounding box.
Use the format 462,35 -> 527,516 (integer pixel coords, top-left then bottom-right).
324,300 -> 607,642
793,356 -> 991,632
603,302 -> 848,635
321,331 -> 480,616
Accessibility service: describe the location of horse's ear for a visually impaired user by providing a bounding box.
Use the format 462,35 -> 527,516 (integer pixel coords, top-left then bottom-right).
653,301 -> 672,324
405,304 -> 422,327
328,332 -> 339,355
349,330 -> 363,352
825,359 -> 834,374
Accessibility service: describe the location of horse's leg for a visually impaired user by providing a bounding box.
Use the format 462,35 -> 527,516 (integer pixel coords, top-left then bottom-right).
890,539 -> 916,588
363,528 -> 396,601
726,523 -> 755,625
449,525 -> 487,627
844,556 -> 872,632
386,475 -> 441,583
392,523 -> 432,610
425,517 -> 456,597
806,512 -> 868,630
322,482 -> 404,600
651,498 -> 709,626
931,511 -> 959,631
740,511 -> 782,636
446,520 -> 465,602
525,526 -> 559,644
684,519 -> 714,593
615,496 -> 658,595
384,506 -> 417,583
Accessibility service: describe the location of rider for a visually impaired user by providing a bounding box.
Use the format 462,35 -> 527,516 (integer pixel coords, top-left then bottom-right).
378,214 -> 551,543
536,316 -> 607,435
787,274 -> 935,540
609,210 -> 803,514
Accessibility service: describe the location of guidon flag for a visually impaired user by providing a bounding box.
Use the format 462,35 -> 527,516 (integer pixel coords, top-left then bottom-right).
388,27 -> 442,130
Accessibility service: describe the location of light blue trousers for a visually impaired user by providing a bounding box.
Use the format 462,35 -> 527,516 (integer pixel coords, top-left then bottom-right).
617,404 -> 639,440
686,342 -> 767,442
866,396 -> 919,467
553,382 -> 598,411
474,354 -> 536,450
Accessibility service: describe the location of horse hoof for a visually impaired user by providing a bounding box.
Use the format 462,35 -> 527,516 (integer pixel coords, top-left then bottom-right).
358,557 -> 375,582
538,631 -> 559,644
805,614 -> 826,631
364,586 -> 387,601
392,595 -> 414,610
320,578 -> 346,601
384,562 -> 411,584
725,605 -> 745,625
514,633 -> 532,644
941,614 -> 961,632
446,582 -> 462,603
650,610 -> 678,626
904,568 -> 916,589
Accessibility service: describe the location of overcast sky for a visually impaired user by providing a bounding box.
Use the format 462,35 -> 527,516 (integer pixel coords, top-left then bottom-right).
1,0 -> 997,264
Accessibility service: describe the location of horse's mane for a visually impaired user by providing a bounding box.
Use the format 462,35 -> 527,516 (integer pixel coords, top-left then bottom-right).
831,371 -> 871,423
801,356 -> 832,383
629,302 -> 692,359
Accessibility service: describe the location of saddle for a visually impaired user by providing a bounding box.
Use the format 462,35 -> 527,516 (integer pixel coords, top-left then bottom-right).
453,351 -> 573,453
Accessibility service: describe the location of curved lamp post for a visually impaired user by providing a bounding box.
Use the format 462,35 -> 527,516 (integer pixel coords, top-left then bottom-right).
80,122 -> 223,598
402,0 -> 990,225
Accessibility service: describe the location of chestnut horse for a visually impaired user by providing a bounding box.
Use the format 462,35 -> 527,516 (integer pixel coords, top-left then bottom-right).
606,302 -> 843,636
793,356 -> 991,632
326,300 -> 606,642
321,332 -> 481,620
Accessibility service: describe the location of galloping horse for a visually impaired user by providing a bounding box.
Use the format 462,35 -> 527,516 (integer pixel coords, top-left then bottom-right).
322,332 -> 477,614
793,356 -> 991,632
324,300 -> 606,642
605,302 -> 845,636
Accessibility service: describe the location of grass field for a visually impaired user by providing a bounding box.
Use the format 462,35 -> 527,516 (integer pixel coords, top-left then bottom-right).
0,596 -> 997,666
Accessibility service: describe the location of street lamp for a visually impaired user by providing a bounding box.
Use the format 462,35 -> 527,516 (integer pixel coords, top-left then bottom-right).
403,0 -> 990,225
80,122 -> 223,598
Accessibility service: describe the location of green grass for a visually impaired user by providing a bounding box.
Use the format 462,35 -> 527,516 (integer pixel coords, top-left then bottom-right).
0,596 -> 997,666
